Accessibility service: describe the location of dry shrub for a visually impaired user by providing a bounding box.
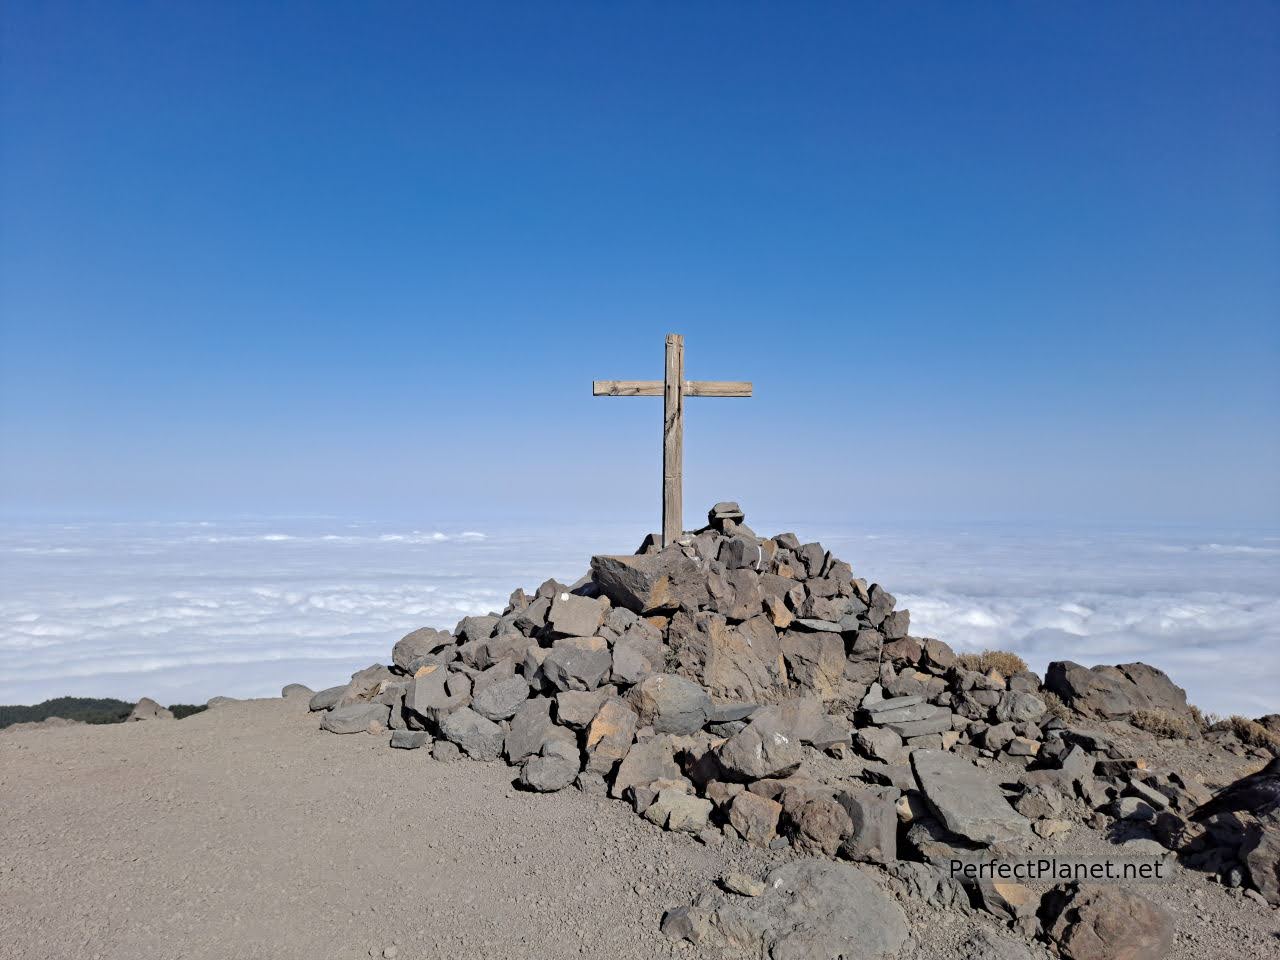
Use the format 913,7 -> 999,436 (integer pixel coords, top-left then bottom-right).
957,650 -> 1029,677
1041,690 -> 1071,722
1189,704 -> 1219,731
1213,715 -> 1280,753
1130,708 -> 1196,740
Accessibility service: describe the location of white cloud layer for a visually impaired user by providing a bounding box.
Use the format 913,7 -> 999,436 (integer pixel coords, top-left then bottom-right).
1,519 -> 1277,716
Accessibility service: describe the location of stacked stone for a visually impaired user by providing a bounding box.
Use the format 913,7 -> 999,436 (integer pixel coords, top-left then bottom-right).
305,501 -> 1276,917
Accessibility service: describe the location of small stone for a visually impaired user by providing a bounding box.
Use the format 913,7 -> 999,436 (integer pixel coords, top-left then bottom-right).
728,791 -> 782,846
431,740 -> 461,762
389,729 -> 430,750
720,873 -> 765,897
1033,818 -> 1072,839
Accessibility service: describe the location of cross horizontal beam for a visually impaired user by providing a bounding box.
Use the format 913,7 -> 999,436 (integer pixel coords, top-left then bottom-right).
593,380 -> 752,398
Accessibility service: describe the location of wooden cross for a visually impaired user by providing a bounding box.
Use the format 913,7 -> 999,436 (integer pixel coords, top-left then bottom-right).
593,333 -> 752,547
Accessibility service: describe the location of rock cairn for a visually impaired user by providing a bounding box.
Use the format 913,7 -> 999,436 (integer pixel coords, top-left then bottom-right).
306,503 -> 1279,957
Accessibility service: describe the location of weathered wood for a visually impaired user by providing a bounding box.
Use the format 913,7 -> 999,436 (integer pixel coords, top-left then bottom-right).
684,380 -> 752,398
593,334 -> 751,546
593,380 -> 751,398
593,380 -> 662,396
663,334 -> 684,546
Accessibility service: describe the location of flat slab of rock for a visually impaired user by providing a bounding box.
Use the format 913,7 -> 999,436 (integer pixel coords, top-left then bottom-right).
883,709 -> 952,738
911,749 -> 1031,845
320,701 -> 389,735
662,860 -> 908,959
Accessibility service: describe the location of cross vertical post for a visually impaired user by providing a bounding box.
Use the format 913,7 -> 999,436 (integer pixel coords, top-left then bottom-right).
662,334 -> 685,547
593,334 -> 752,547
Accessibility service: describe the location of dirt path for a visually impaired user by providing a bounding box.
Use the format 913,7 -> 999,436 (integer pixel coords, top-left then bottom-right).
0,697 -> 780,960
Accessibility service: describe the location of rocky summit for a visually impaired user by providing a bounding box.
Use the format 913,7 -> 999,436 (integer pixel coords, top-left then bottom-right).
306,503 -> 1280,959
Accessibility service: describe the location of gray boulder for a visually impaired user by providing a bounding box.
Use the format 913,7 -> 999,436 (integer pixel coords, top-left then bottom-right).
1044,661 -> 1191,721
661,860 -> 908,959
555,688 -> 611,729
644,787 -> 712,833
505,697 -> 560,763
392,626 -> 452,671
855,727 -> 905,765
389,729 -> 430,750
716,712 -> 803,781
471,675 -> 530,721
406,666 -> 470,721
708,501 -> 745,525
836,785 -> 899,863
438,707 -> 504,760
541,636 -> 613,691
629,674 -> 712,735
308,685 -> 345,712
1242,812 -> 1280,905
454,614 -> 499,644
611,734 -> 681,799
281,683 -> 313,698
780,631 -> 844,699
335,663 -> 394,706
519,738 -> 581,792
431,740 -> 461,762
590,551 -> 703,614
995,691 -> 1047,724
1044,885 -> 1173,960
584,697 -> 639,774
546,591 -> 606,639
911,749 -> 1031,845
320,701 -> 390,734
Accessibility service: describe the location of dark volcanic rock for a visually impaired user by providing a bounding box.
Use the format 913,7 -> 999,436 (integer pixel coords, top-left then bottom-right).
1043,884 -> 1174,960
629,674 -> 712,735
715,712 -> 803,782
911,749 -> 1031,845
1044,661 -> 1190,721
320,701 -> 389,734
590,552 -> 703,614
661,860 -> 908,959
392,626 -> 452,671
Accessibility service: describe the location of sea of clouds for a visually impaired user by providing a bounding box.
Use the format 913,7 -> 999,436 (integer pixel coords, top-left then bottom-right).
1,518 -> 1277,716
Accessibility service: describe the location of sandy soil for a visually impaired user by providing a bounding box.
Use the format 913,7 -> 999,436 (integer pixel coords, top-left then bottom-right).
0,697 -> 782,960
2,696 -> 1276,960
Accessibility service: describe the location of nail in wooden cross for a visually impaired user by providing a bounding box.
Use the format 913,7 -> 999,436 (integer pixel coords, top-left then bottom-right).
593,333 -> 752,547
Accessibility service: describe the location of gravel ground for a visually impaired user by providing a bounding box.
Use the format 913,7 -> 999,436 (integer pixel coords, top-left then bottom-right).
2,696 -> 1277,960
0,697 -> 779,960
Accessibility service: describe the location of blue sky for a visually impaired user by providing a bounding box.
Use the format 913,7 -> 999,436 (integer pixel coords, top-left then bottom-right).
2,2 -> 1277,526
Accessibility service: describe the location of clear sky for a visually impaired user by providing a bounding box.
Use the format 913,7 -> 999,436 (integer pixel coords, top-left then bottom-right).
2,2 -> 1277,526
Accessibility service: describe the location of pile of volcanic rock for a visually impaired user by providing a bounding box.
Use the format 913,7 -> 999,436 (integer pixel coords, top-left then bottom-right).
305,502 -> 1279,952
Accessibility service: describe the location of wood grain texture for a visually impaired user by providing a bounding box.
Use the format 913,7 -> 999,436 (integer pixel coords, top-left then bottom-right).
592,380 -> 663,396
683,380 -> 752,397
662,333 -> 684,546
592,380 -> 750,397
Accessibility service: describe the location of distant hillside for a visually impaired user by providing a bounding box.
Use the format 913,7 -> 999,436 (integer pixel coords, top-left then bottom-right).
0,697 -> 207,730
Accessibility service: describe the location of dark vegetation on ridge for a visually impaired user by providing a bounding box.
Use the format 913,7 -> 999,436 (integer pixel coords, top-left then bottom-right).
0,696 -> 206,729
